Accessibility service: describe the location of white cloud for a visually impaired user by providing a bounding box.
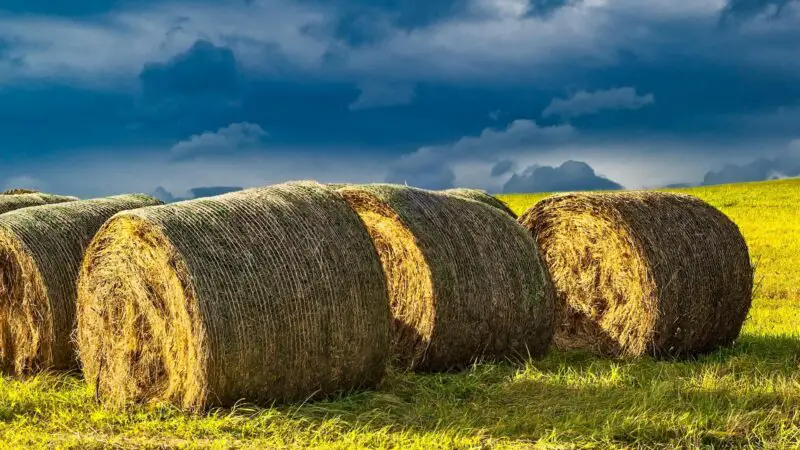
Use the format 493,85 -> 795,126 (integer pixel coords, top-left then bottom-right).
0,0 -> 797,88
0,0 -> 330,86
542,87 -> 654,119
169,122 -> 269,160
349,81 -> 416,110
468,0 -> 531,19
385,119 -> 575,189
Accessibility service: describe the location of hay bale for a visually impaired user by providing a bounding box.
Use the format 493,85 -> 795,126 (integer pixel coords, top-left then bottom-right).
0,193 -> 78,215
326,183 -> 351,190
2,189 -> 40,195
76,181 -> 389,410
336,183 -> 554,371
518,191 -> 754,358
442,188 -> 517,218
0,194 -> 162,375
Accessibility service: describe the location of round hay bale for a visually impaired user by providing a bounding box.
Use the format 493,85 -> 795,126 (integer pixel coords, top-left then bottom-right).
0,194 -> 162,375
442,188 -> 517,218
0,193 -> 78,215
76,181 -> 389,410
518,191 -> 754,358
336,183 -> 554,371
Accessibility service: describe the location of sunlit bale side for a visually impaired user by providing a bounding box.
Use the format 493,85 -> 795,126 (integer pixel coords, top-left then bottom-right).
336,183 -> 555,371
0,192 -> 78,214
0,194 -> 163,375
519,191 -> 754,358
441,188 -> 517,218
76,181 -> 390,410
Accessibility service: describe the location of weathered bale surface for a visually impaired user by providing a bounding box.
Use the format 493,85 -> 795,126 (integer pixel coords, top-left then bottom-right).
77,181 -> 389,410
519,191 -> 754,358
442,188 -> 517,218
325,183 -> 351,190
0,193 -> 78,214
0,194 -> 162,375
336,183 -> 554,371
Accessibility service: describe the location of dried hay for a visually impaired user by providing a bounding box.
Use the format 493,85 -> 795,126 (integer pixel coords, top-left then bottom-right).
442,188 -> 517,218
518,191 -> 754,358
0,194 -> 162,375
2,189 -> 40,195
336,183 -> 554,371
0,193 -> 78,215
76,181 -> 389,410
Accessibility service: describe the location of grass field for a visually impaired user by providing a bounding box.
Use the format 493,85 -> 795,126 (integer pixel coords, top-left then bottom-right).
1,179 -> 798,449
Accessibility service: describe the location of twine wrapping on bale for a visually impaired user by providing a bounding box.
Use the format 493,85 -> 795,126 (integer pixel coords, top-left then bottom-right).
519,191 -> 754,358
76,181 -> 389,410
0,193 -> 78,215
336,183 -> 554,371
0,194 -> 162,375
442,188 -> 517,218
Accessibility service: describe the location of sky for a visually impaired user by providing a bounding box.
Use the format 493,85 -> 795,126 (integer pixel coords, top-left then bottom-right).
0,0 -> 798,199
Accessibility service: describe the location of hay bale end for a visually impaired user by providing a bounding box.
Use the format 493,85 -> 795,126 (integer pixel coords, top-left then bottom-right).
76,181 -> 390,410
518,191 -> 754,358
0,194 -> 162,375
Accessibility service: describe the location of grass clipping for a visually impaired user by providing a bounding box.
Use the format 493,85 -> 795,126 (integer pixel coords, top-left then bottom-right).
76,181 -> 390,410
442,188 -> 517,218
0,194 -> 162,375
336,184 -> 554,371
519,191 -> 754,358
0,193 -> 78,214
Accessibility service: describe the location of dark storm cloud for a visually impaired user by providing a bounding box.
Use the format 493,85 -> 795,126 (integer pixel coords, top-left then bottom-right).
702,151 -> 800,185
0,0 -> 251,16
0,39 -> 24,67
720,0 -> 798,23
526,0 -> 582,18
297,0 -> 471,46
139,40 -> 241,98
503,160 -> 623,193
543,88 -> 654,119
2,0 -> 800,193
0,0 -> 136,16
385,164 -> 456,190
384,119 -> 574,190
490,160 -> 516,177
133,40 -> 247,140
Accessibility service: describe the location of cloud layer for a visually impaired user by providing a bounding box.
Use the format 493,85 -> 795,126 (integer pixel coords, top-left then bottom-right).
542,87 -> 655,119
703,139 -> 800,185
385,119 -> 574,189
170,122 -> 269,161
1,0 -> 799,195
503,160 -> 623,193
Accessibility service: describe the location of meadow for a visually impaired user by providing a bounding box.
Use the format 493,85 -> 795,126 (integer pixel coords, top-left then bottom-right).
0,179 -> 798,449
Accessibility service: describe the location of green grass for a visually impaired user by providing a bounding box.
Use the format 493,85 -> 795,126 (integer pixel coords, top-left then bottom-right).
2,179 -> 799,449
